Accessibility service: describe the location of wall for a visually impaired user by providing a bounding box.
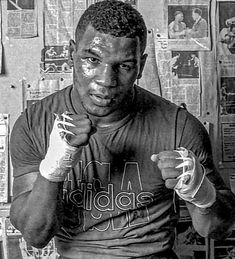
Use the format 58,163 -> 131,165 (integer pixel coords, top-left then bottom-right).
0,0 -> 233,203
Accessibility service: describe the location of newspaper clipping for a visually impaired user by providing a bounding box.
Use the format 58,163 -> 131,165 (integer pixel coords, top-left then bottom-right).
0,114 -> 9,203
155,47 -> 201,117
7,0 -> 37,38
167,0 -> 211,51
42,0 -> 87,77
221,123 -> 235,162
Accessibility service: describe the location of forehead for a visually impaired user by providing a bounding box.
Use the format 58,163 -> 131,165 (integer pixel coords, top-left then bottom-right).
76,25 -> 141,57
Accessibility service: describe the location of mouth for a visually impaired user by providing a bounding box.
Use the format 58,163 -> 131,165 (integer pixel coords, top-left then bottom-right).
89,93 -> 113,106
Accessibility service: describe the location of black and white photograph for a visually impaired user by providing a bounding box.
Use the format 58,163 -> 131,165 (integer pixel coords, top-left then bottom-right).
1,0 -> 235,259
171,51 -> 200,78
218,1 -> 235,55
168,5 -> 209,39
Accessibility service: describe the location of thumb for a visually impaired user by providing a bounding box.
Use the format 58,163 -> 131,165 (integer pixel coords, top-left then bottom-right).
151,154 -> 159,162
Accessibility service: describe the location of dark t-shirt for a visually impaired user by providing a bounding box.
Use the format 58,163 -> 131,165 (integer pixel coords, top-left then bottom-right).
10,85 -> 219,258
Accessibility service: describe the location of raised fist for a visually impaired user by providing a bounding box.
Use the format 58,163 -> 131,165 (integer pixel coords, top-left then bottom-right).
151,147 -> 216,208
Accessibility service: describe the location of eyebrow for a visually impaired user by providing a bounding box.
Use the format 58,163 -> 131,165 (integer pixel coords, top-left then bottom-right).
82,48 -> 138,63
83,48 -> 101,58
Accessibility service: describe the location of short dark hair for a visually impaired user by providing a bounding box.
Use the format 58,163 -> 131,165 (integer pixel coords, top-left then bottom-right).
75,0 -> 147,54
174,11 -> 183,17
192,8 -> 202,16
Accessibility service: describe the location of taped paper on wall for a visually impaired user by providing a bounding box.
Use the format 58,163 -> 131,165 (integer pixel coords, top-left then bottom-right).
165,0 -> 211,51
7,0 -> 38,38
22,78 -> 71,109
44,0 -> 87,46
156,49 -> 201,117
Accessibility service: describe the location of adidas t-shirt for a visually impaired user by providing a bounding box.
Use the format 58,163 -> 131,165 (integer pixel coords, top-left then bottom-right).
11,85 -> 219,258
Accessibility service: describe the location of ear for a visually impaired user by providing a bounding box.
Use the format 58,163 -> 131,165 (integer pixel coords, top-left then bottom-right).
137,53 -> 148,79
68,39 -> 76,67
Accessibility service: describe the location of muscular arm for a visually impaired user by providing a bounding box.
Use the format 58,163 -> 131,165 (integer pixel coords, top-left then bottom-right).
10,174 -> 63,248
186,188 -> 235,240
10,111 -> 93,248
180,111 -> 235,239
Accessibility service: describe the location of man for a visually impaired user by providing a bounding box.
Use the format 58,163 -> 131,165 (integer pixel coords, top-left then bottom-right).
187,8 -> 207,38
218,17 -> 235,55
168,11 -> 186,39
10,1 -> 235,259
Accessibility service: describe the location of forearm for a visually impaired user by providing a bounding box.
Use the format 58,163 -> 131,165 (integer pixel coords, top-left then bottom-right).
187,189 -> 235,240
10,173 -> 64,248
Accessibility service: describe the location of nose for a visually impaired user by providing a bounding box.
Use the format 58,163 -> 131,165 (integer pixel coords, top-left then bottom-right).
95,64 -> 117,88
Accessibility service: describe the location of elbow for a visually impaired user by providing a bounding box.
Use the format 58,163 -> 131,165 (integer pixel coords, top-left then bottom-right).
10,205 -> 57,249
19,224 -> 56,249
23,232 -> 51,249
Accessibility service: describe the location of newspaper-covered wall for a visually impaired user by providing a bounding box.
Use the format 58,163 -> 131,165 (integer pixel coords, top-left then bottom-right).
7,0 -> 38,38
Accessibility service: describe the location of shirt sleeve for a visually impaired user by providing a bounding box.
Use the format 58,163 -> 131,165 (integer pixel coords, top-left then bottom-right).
10,112 -> 43,199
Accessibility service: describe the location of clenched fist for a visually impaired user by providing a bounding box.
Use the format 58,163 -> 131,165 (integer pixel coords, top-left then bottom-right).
39,112 -> 96,182
151,147 -> 216,208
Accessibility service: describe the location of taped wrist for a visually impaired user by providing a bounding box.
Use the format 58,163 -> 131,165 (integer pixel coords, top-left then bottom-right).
174,147 -> 216,208
39,113 -> 81,182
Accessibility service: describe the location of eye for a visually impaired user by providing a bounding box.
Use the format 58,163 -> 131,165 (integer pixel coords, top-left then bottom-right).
86,57 -> 100,64
119,63 -> 133,71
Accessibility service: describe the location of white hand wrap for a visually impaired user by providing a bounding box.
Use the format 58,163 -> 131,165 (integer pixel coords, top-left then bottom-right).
39,113 -> 81,182
174,147 -> 216,208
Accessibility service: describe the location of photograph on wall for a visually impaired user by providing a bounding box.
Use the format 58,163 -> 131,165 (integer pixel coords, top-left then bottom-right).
41,45 -> 72,74
217,1 -> 235,78
167,0 -> 211,51
171,51 -> 199,79
221,123 -> 235,162
220,77 -> 235,116
7,0 -> 37,38
217,1 -> 235,56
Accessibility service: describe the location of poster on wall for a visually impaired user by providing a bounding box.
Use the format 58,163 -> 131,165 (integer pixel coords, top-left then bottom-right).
7,0 -> 38,38
166,0 -> 211,51
155,49 -> 201,117
0,114 -> 9,203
